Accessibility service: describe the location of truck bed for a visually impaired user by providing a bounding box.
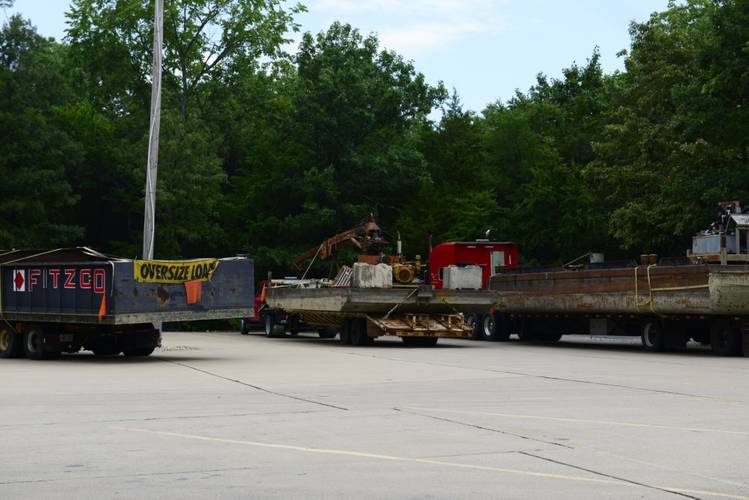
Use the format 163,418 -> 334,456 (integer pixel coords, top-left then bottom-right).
265,285 -> 494,315
489,264 -> 749,316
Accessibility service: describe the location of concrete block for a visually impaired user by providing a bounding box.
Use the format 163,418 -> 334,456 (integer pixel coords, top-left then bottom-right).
352,263 -> 393,288
443,265 -> 482,290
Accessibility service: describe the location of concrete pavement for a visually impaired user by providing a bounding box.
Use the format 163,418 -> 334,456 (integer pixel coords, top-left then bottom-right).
1,332 -> 748,499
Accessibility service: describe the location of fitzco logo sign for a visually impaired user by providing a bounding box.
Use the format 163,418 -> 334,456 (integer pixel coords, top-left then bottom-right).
10,268 -> 106,294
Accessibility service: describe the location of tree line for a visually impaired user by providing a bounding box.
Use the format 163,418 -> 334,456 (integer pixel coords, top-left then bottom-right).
1,0 -> 747,277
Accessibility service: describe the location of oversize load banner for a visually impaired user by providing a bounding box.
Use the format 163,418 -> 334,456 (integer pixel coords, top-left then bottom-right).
134,259 -> 219,284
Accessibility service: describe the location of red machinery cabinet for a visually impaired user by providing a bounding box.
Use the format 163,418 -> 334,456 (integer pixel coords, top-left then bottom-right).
430,241 -> 519,290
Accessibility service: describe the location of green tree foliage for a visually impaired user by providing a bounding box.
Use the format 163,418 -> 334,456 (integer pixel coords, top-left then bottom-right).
2,0 -> 748,276
0,16 -> 83,247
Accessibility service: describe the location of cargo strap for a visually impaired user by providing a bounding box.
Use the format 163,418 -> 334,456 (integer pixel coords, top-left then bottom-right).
383,288 -> 419,320
634,265 -> 709,314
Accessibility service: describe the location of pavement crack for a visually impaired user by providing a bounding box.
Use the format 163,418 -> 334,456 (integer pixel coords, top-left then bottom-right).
164,360 -> 348,411
394,407 -> 573,449
518,451 -> 700,499
345,352 -> 738,404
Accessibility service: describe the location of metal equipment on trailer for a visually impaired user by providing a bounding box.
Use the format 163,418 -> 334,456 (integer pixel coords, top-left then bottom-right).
0,248 -> 253,359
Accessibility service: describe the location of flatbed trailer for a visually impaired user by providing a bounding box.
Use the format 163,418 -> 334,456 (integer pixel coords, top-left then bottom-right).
488,263 -> 749,356
0,248 -> 253,359
264,284 -> 495,346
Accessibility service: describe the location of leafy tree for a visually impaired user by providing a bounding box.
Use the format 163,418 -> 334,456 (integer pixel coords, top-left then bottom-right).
0,15 -> 83,247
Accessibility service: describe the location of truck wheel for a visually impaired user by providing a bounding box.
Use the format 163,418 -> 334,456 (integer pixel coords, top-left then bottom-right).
466,314 -> 482,340
339,320 -> 352,344
539,333 -> 563,342
350,318 -> 372,346
24,325 -> 55,360
710,320 -> 741,356
123,347 -> 155,357
287,315 -> 301,336
489,313 -> 511,342
240,319 -> 249,335
0,326 -> 24,358
641,321 -> 665,352
264,313 -> 283,338
402,337 -> 439,347
318,328 -> 337,339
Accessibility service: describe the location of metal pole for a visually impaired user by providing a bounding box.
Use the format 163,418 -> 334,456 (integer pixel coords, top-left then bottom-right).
142,0 -> 163,260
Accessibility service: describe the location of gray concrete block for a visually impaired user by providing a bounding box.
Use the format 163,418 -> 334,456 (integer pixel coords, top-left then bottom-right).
443,265 -> 482,290
352,263 -> 393,288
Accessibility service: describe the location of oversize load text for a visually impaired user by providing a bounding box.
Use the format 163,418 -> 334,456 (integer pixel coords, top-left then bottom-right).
134,259 -> 219,284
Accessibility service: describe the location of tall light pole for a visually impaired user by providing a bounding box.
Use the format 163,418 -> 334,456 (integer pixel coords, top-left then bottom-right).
142,0 -> 163,260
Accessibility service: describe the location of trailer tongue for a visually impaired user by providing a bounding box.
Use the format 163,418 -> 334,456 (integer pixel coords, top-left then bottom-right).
0,248 -> 253,359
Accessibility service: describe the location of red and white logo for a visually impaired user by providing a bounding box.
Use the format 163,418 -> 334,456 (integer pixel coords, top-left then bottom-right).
13,269 -> 26,292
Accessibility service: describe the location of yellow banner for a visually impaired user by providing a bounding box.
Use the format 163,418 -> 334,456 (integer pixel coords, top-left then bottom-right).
133,259 -> 219,284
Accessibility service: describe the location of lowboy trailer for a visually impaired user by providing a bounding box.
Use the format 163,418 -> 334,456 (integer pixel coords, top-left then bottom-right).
0,248 -> 253,359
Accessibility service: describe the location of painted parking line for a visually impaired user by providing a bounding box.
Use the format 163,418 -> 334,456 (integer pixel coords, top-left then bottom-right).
403,407 -> 749,437
112,426 -> 748,499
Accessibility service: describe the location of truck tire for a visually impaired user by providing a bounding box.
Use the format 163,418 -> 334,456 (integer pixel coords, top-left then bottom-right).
641,321 -> 665,352
92,338 -> 121,356
402,337 -> 439,347
0,326 -> 24,358
340,320 -> 352,344
466,314 -> 482,340
287,315 -> 301,336
23,325 -> 56,360
539,333 -> 563,342
350,318 -> 372,346
710,320 -> 741,356
318,328 -> 337,339
123,347 -> 155,357
264,313 -> 284,338
240,319 -> 249,335
483,313 -> 512,342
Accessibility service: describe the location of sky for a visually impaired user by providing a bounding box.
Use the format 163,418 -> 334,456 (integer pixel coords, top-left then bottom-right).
4,0 -> 670,113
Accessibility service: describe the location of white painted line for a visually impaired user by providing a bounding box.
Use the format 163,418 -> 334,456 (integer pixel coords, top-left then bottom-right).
112,426 -> 749,499
404,407 -> 749,437
111,426 -> 617,485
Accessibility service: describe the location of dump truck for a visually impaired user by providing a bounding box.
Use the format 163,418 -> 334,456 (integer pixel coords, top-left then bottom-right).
0,248 -> 253,359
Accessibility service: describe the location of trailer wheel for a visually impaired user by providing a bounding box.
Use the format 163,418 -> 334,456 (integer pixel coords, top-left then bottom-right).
340,320 -> 352,344
23,325 -> 55,360
123,347 -> 155,357
466,314 -> 482,340
240,319 -> 249,335
0,326 -> 23,358
490,313 -> 511,342
318,328 -> 337,339
641,321 -> 665,352
539,333 -> 563,342
287,315 -> 301,336
402,337 -> 439,347
350,318 -> 372,346
710,320 -> 741,356
264,313 -> 284,338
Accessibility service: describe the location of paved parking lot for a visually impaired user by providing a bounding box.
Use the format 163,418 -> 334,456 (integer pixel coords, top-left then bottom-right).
1,331 -> 748,499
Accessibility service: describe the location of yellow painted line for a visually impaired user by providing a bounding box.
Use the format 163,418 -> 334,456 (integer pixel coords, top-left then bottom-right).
112,426 -> 749,499
405,407 -> 749,437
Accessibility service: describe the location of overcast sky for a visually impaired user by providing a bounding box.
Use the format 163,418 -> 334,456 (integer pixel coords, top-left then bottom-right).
5,0 -> 669,113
